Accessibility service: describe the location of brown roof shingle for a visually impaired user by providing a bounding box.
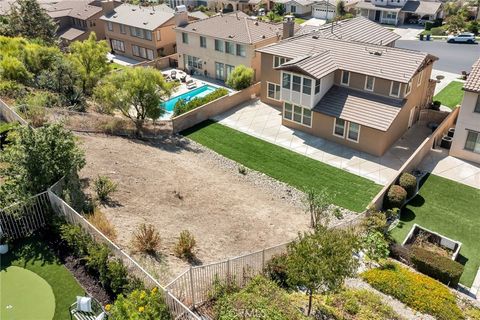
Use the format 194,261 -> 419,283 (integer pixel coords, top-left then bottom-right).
313,85 -> 404,131
464,58 -> 480,93
174,12 -> 283,44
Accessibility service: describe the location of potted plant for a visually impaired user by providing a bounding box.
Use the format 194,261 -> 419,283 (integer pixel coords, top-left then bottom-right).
0,233 -> 10,254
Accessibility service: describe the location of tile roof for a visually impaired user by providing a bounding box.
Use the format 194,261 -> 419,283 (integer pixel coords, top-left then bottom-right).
355,1 -> 402,12
174,12 -> 283,44
295,16 -> 400,45
58,27 -> 87,40
401,0 -> 442,15
188,10 -> 209,20
259,28 -> 435,83
100,4 -> 175,31
273,0 -> 315,5
313,85 -> 404,131
464,58 -> 480,93
43,0 -> 102,20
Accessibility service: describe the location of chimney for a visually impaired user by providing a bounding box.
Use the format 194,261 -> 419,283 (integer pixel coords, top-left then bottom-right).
282,15 -> 294,39
101,0 -> 114,15
174,5 -> 189,27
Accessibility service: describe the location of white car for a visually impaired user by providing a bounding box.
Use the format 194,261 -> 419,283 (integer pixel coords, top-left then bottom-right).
447,33 -> 477,44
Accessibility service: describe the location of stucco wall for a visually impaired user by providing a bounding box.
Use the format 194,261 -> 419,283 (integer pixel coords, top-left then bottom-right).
450,91 -> 480,164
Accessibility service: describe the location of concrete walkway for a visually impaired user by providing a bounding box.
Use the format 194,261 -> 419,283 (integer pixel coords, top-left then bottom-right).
213,100 -> 430,185
419,148 -> 480,189
431,69 -> 463,95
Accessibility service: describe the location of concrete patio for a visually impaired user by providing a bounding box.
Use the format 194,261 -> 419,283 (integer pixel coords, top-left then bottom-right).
419,149 -> 480,189
212,100 -> 431,185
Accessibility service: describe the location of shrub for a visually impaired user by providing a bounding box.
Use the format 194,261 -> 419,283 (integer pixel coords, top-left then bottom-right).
431,26 -> 447,36
362,230 -> 390,262
16,103 -> 47,127
385,185 -> 407,209
425,21 -> 434,31
0,80 -> 26,99
59,224 -> 91,257
410,246 -> 464,287
389,243 -> 412,264
238,165 -> 247,175
172,88 -> 228,117
107,259 -> 129,295
18,90 -> 62,109
86,208 -> 117,240
0,55 -> 32,84
109,287 -> 171,320
264,253 -> 291,290
85,242 -> 110,282
467,20 -> 479,35
398,172 -> 417,198
93,175 -> 117,202
361,262 -> 464,320
174,230 -> 196,260
133,224 -> 161,254
362,210 -> 388,233
226,65 -> 254,90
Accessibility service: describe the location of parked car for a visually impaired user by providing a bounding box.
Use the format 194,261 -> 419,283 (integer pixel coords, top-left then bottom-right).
447,33 -> 477,44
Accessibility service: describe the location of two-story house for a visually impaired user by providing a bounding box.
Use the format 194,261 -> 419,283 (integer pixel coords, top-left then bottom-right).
355,0 -> 443,25
174,11 -> 292,81
450,58 -> 480,164
100,3 -> 200,61
256,27 -> 437,156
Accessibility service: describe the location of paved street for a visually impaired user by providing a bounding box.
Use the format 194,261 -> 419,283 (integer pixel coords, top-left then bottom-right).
396,40 -> 479,73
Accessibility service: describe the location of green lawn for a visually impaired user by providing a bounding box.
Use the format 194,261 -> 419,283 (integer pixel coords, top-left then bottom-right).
182,120 -> 382,212
294,18 -> 306,24
391,174 -> 480,287
433,81 -> 465,109
1,236 -> 85,320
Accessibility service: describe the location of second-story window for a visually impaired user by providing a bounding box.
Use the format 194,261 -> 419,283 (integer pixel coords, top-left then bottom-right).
274,56 -> 289,67
341,71 -> 350,86
405,81 -> 412,96
474,96 -> 480,113
302,78 -> 312,95
107,21 -> 113,31
365,76 -> 375,91
145,30 -> 152,41
182,32 -> 188,44
200,36 -> 206,48
215,39 -> 224,52
282,73 -> 291,89
236,44 -> 246,57
120,24 -> 126,34
225,41 -> 235,54
315,79 -> 321,94
390,81 -> 401,97
292,75 -> 301,92
417,69 -> 423,87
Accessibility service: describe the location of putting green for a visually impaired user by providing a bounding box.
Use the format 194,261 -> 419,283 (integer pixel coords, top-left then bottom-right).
1,266 -> 55,320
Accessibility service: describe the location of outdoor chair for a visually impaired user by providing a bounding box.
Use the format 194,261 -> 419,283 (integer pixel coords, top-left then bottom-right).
186,79 -> 197,89
70,296 -> 106,320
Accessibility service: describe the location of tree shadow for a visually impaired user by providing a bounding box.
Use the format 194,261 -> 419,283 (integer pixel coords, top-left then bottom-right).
407,194 -> 425,208
399,207 -> 416,223
187,255 -> 203,267
0,235 -> 58,271
456,254 -> 469,266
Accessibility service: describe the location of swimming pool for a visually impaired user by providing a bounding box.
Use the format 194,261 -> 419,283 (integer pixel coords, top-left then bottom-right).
162,85 -> 217,113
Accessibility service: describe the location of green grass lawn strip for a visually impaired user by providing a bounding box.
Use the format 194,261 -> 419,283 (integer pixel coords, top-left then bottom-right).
182,120 -> 382,212
391,174 -> 480,286
433,81 -> 465,109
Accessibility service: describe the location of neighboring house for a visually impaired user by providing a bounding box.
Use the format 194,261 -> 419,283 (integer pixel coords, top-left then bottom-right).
100,3 -> 200,61
256,17 -> 437,156
271,0 -> 314,17
311,0 -> 336,19
450,59 -> 480,164
355,0 -> 443,25
174,11 -> 296,81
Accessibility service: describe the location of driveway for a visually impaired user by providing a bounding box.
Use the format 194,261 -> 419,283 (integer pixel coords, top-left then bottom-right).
392,25 -> 423,40
212,100 -> 431,185
301,17 -> 326,26
396,40 -> 479,74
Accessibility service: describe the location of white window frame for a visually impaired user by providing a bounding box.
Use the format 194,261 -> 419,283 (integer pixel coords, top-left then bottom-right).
346,122 -> 361,143
182,32 -> 188,44
200,36 -> 207,48
236,44 -> 246,57
111,39 -> 125,52
417,69 -> 423,87
107,21 -> 113,31
333,118 -> 346,138
283,102 -> 312,128
464,130 -> 480,154
120,24 -> 126,34
156,30 -> 161,41
474,95 -> 480,113
404,81 -> 412,96
273,56 -> 289,67
364,75 -> 375,92
214,39 -> 224,52
267,82 -> 281,101
390,81 -> 401,97
340,70 -> 350,86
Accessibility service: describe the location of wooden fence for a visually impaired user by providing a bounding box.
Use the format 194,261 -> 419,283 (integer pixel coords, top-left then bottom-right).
0,192 -> 50,239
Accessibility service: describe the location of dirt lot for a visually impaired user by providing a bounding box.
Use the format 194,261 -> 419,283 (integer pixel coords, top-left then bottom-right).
78,133 -> 309,284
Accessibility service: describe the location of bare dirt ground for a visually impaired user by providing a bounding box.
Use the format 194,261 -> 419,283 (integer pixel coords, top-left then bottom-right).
78,133 -> 309,285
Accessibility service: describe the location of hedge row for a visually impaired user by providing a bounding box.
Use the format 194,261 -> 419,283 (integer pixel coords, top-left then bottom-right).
172,88 -> 229,117
361,262 -> 464,320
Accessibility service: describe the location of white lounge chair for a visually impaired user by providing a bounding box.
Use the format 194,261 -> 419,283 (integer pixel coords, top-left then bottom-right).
186,79 -> 197,89
70,296 -> 105,320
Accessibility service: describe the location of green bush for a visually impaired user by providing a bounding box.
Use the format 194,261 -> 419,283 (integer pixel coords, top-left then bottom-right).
59,224 -> 91,257
361,262 -> 464,320
265,253 -> 291,290
0,80 -> 26,99
93,175 -> 117,202
385,185 -> 407,209
172,88 -> 229,117
226,65 -> 254,90
18,90 -> 62,109
431,26 -> 447,36
467,21 -> 479,35
410,246 -> 464,287
109,288 -> 171,320
425,21 -> 434,30
107,259 -> 129,295
174,230 -> 196,260
398,172 -> 417,198
0,55 -> 32,84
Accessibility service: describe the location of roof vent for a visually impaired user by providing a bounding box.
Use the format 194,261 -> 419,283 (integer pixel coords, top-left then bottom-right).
228,35 -> 234,38
255,21 -> 259,25
132,8 -> 136,11
262,35 -> 265,38
150,12 -> 154,15
143,22 -> 148,25
113,14 -> 117,18
312,35 -> 319,39
192,27 -> 197,31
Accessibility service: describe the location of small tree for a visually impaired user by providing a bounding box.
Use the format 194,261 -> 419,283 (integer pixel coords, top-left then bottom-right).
336,0 -> 346,17
446,14 -> 467,33
303,187 -> 331,228
226,65 -> 254,90
69,33 -> 110,95
174,230 -> 197,261
286,226 -> 359,316
133,224 -> 161,254
94,175 -> 117,202
273,3 -> 286,16
1,0 -> 58,44
93,67 -> 177,135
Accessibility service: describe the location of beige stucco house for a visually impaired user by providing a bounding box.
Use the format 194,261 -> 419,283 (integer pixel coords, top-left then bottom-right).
174,11 -> 294,81
256,17 -> 437,156
450,59 -> 480,164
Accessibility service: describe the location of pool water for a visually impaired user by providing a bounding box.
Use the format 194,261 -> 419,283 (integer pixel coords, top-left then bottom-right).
162,85 -> 217,112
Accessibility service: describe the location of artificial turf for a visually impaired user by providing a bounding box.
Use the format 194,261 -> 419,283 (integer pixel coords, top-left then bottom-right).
182,120 -> 382,212
433,81 -> 465,109
391,174 -> 480,287
0,236 -> 85,320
